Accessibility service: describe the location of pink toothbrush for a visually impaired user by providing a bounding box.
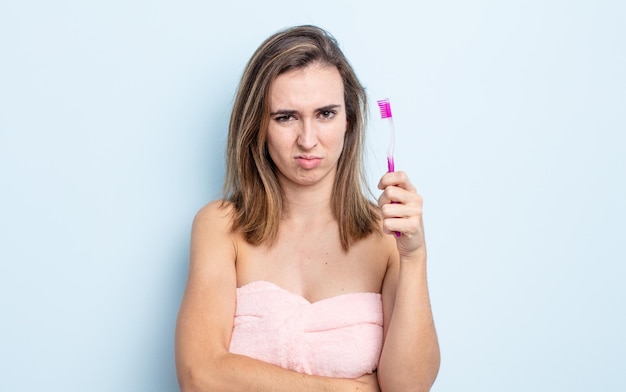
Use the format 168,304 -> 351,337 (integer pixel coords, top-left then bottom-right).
377,98 -> 401,237
377,98 -> 395,172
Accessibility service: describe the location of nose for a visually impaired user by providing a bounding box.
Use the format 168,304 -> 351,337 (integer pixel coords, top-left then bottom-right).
297,118 -> 318,150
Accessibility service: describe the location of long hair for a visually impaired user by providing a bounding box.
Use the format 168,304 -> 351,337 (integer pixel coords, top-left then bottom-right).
223,25 -> 379,251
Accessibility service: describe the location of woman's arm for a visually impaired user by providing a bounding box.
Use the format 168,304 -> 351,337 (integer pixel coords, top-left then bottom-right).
376,172 -> 441,392
175,200 -> 379,392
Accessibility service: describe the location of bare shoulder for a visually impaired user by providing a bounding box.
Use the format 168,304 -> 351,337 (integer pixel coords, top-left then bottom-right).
189,199 -> 237,268
193,199 -> 234,230
354,217 -> 399,291
369,212 -> 400,269
372,219 -> 400,294
380,235 -> 399,280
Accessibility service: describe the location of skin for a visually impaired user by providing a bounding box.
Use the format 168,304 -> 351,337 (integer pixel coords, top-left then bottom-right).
175,64 -> 440,391
266,64 -> 347,193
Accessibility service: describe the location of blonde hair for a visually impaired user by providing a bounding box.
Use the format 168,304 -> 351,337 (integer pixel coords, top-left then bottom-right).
223,25 -> 379,251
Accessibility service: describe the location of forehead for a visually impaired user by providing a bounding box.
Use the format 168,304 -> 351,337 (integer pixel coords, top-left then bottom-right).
269,64 -> 344,109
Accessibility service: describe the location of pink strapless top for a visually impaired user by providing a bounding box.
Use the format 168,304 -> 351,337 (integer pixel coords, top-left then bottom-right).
228,280 -> 383,378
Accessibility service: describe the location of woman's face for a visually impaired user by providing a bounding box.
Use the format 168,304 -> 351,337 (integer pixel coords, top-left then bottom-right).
266,63 -> 347,189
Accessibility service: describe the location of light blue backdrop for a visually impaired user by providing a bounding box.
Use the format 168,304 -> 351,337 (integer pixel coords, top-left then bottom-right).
1,1 -> 624,391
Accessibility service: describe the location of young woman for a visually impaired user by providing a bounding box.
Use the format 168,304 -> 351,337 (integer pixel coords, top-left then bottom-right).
175,25 -> 440,392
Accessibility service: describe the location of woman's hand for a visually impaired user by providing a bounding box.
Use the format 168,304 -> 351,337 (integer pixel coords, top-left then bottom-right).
377,171 -> 426,259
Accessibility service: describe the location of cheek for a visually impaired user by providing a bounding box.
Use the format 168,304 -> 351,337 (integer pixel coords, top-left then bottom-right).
331,123 -> 348,151
266,130 -> 290,161
265,139 -> 279,163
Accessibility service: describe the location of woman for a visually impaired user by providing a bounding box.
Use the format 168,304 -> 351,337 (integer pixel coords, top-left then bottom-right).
175,25 -> 440,391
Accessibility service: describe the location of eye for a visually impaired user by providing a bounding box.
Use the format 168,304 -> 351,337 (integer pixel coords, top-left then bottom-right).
275,114 -> 295,123
318,110 -> 336,120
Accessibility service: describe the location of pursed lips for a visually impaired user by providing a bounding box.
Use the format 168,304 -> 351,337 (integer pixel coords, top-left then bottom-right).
295,155 -> 322,169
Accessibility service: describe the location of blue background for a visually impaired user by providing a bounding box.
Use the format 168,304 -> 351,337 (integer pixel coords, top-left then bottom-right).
1,1 -> 624,390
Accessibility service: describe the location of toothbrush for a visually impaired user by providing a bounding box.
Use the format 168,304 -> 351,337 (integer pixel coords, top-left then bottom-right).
377,98 -> 395,172
377,98 -> 401,237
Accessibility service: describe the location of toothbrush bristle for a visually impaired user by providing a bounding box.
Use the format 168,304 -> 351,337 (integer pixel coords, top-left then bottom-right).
377,99 -> 393,119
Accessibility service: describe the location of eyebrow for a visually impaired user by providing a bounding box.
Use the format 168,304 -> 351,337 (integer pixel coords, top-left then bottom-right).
270,104 -> 342,116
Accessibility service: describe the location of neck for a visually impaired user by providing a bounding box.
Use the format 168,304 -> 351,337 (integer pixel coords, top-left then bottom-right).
279,177 -> 335,226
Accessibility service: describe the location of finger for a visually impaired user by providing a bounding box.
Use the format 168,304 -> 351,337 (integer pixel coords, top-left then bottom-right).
380,202 -> 422,220
377,171 -> 417,192
381,216 -> 422,238
378,186 -> 423,207
379,192 -> 423,238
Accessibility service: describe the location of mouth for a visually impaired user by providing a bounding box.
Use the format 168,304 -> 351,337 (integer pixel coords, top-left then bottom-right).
295,155 -> 322,169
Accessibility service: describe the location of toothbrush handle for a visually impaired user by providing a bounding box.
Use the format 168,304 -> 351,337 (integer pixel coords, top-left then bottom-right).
386,158 -> 401,237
